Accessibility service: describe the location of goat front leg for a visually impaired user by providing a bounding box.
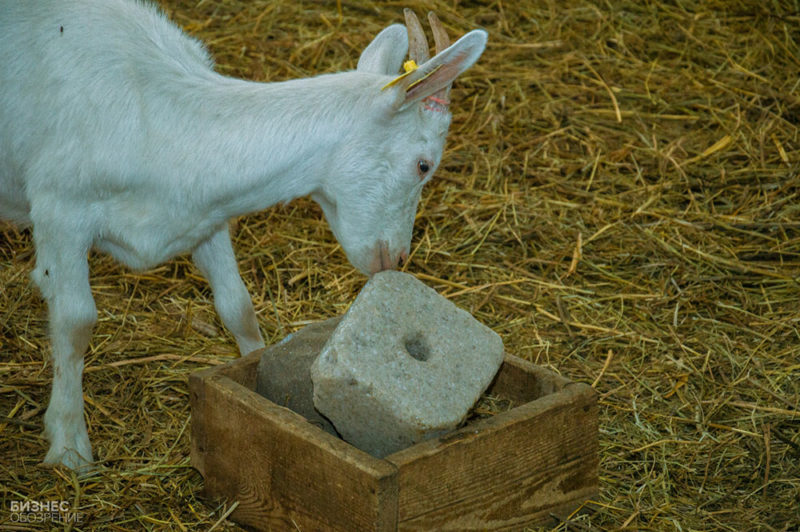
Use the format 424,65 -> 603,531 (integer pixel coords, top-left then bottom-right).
32,225 -> 97,470
192,226 -> 265,355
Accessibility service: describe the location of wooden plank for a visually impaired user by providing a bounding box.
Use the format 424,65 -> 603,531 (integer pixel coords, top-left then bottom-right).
486,355 -> 572,404
191,373 -> 399,531
398,455 -> 596,531
388,381 -> 598,530
211,349 -> 261,389
189,370 -> 210,478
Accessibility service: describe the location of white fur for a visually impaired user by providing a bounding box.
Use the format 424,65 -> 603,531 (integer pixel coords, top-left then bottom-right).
0,0 -> 486,469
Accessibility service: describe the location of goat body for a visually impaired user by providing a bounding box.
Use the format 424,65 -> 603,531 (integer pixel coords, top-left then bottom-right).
0,0 -> 486,468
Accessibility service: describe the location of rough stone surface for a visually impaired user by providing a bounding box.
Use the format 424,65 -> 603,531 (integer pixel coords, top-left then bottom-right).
255,317 -> 341,436
311,271 -> 504,458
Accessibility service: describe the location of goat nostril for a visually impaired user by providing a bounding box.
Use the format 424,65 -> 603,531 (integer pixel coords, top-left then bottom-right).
398,250 -> 409,267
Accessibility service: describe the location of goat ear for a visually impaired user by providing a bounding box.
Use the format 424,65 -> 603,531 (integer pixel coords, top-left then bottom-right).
357,24 -> 409,75
397,29 -> 487,111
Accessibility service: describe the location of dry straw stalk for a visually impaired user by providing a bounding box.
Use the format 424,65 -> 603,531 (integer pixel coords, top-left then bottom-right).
2,0 -> 799,530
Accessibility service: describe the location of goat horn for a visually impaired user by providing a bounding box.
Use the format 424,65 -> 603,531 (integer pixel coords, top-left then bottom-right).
427,12 -> 450,55
404,8 -> 430,64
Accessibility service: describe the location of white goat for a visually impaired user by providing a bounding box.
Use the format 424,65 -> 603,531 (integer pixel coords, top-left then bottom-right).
0,0 -> 486,469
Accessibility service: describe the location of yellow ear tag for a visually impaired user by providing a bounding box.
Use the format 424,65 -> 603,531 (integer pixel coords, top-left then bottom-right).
381,60 -> 419,91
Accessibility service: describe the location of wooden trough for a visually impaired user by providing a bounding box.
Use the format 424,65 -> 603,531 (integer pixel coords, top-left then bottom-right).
189,324 -> 599,531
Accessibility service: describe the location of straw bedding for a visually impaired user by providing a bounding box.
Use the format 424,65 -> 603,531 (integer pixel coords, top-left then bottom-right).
1,0 -> 798,530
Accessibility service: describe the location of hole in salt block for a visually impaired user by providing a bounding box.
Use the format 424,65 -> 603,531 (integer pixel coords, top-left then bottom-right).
404,333 -> 431,362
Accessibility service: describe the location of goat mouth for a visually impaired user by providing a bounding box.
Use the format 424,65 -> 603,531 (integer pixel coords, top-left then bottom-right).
380,242 -> 392,271
368,241 -> 394,275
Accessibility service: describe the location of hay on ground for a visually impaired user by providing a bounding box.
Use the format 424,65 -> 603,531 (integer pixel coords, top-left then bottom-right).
1,0 -> 799,530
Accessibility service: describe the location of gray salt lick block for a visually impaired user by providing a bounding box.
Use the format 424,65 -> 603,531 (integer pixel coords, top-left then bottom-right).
310,270 -> 504,458
255,317 -> 341,436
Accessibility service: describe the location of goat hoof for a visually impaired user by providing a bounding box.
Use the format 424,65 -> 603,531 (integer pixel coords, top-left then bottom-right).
43,441 -> 94,472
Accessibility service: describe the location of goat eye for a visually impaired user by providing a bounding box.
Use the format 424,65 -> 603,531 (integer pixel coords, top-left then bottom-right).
417,160 -> 430,177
